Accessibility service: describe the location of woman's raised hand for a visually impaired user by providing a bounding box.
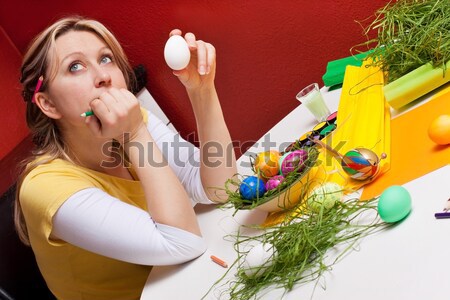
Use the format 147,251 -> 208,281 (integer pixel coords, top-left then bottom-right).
169,29 -> 216,91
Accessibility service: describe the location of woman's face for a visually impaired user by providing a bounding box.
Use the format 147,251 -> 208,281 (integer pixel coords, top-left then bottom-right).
46,30 -> 127,124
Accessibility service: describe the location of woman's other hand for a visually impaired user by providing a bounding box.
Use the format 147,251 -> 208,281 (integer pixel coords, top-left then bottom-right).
85,87 -> 145,143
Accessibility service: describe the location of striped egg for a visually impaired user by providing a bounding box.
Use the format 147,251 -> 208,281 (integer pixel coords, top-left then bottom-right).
341,148 -> 382,180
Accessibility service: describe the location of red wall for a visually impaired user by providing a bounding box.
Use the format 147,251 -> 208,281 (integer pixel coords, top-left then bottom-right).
0,26 -> 27,159
0,26 -> 31,195
0,0 -> 388,157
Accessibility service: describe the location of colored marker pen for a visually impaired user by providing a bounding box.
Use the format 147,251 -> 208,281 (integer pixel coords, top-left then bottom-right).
434,212 -> 450,219
210,255 -> 228,268
80,111 -> 94,117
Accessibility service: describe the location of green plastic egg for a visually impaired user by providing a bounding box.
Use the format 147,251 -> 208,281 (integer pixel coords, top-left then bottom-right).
377,185 -> 412,223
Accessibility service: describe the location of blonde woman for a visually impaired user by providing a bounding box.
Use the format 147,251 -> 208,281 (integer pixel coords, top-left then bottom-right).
15,16 -> 236,300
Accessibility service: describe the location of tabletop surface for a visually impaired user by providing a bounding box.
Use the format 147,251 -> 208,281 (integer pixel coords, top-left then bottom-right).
141,88 -> 450,300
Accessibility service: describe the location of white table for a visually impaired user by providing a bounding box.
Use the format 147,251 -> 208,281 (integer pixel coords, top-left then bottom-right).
141,88 -> 450,300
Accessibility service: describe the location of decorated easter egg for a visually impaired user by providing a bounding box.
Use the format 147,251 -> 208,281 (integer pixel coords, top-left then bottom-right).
254,150 -> 281,179
164,35 -> 191,70
341,148 -> 384,180
239,176 -> 266,200
279,149 -> 309,176
307,182 -> 343,213
265,175 -> 285,191
243,242 -> 277,277
378,185 -> 412,223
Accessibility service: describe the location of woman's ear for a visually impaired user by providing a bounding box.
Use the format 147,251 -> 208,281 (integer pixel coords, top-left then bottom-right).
34,92 -> 62,119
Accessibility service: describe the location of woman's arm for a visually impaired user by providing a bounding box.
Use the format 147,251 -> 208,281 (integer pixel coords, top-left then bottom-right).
187,87 -> 237,203
124,120 -> 202,236
87,88 -> 202,236
170,30 -> 237,203
52,188 -> 206,265
146,110 -> 214,206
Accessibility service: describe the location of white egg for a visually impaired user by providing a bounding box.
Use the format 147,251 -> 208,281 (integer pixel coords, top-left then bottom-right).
243,242 -> 276,277
164,35 -> 191,70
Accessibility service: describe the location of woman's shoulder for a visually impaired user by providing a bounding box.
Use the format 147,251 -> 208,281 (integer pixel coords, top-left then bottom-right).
21,158 -> 96,195
19,158 -> 99,213
27,157 -> 86,176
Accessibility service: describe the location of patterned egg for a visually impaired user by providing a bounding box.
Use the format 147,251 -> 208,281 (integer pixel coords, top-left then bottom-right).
239,176 -> 267,200
307,182 -> 343,213
341,148 -> 383,180
279,149 -> 309,176
265,175 -> 285,191
254,150 -> 281,179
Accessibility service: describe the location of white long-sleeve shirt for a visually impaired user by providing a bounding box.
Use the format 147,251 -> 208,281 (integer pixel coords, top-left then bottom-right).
52,109 -> 214,265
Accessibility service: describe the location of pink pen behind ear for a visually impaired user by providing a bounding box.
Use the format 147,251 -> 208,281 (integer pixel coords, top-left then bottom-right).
32,76 -> 44,103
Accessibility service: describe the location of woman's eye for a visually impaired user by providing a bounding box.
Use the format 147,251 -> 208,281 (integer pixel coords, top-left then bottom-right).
69,62 -> 84,72
100,55 -> 113,64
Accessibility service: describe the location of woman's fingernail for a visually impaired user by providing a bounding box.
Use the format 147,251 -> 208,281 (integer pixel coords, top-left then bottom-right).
206,66 -> 211,74
199,66 -> 206,75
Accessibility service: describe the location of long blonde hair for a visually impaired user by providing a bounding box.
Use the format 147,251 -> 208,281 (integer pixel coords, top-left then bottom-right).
15,16 -> 136,245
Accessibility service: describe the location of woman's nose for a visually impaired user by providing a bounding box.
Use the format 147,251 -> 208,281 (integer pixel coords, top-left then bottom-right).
94,68 -> 112,88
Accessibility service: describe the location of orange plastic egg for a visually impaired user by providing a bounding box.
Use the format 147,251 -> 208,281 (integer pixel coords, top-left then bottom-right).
254,150 -> 281,179
428,114 -> 450,145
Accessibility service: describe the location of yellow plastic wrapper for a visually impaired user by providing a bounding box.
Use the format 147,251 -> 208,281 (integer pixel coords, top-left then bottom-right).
263,61 -> 391,226
361,84 -> 450,200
